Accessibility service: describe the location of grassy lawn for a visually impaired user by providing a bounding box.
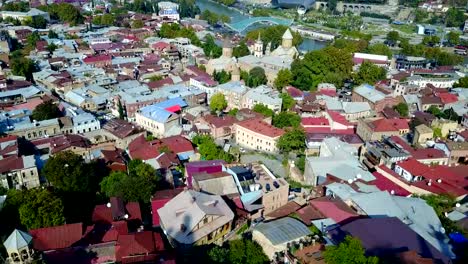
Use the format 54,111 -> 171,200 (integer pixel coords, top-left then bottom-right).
391,24 -> 416,34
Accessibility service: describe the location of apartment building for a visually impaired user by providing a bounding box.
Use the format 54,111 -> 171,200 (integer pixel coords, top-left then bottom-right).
234,118 -> 285,153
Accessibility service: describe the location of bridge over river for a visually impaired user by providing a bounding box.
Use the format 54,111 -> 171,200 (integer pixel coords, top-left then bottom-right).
225,17 -> 294,33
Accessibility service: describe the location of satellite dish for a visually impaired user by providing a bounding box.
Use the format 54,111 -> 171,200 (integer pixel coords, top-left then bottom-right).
390,190 -> 395,195
106,202 -> 111,208
356,174 -> 362,179
347,179 -> 353,184
124,214 -> 129,219
440,227 -> 446,234
456,203 -> 461,208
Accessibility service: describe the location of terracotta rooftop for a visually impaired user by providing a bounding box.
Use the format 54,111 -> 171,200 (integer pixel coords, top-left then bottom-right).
29,223 -> 83,251
369,118 -> 409,132
236,118 -> 285,138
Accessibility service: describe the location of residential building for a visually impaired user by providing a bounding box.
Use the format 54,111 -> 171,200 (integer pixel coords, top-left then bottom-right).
413,124 -> 433,145
151,188 -> 184,227
215,81 -> 248,110
356,118 -> 409,141
158,190 -> 234,246
101,118 -> 146,149
0,155 -> 39,189
445,141 -> 468,165
431,119 -> 458,138
234,118 -> 285,153
1,8 -> 50,21
352,84 -> 399,113
231,163 -> 289,217
353,52 -> 389,67
395,56 -> 432,70
71,113 -> 101,134
134,97 -> 187,137
304,137 -> 375,186
195,114 -> 237,139
253,217 -> 311,260
328,217 -> 451,264
241,85 -> 282,113
157,1 -> 180,20
6,119 -> 62,140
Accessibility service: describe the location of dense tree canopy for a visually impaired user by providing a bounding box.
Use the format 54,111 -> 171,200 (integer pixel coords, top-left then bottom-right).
446,31 -> 460,46
159,23 -> 201,46
272,112 -> 300,128
233,41 -> 250,57
247,67 -> 267,87
207,239 -> 269,264
48,30 -> 59,39
23,16 -> 47,29
178,0 -> 200,18
291,46 -> 353,90
365,43 -> 392,57
393,102 -> 409,117
280,93 -> 295,111
32,101 -> 62,121
43,151 -> 99,193
201,10 -> 230,26
353,61 -> 386,85
210,93 -> 228,112
18,189 -> 65,230
386,31 -> 400,43
93,14 -> 115,26
101,159 -> 159,202
11,57 -> 37,82
400,40 -> 463,66
324,236 -> 379,264
274,69 -> 293,90
253,104 -> 274,117
454,77 -> 468,88
277,127 -> 306,153
39,3 -> 84,25
213,70 -> 231,84
203,34 -> 222,58
192,135 -> 234,162
445,7 -> 465,28
246,25 -> 303,50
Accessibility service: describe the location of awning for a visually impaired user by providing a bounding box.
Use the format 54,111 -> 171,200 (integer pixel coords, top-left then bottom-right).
165,105 -> 181,113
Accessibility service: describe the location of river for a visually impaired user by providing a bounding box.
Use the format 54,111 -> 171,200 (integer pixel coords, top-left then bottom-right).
195,0 -> 327,52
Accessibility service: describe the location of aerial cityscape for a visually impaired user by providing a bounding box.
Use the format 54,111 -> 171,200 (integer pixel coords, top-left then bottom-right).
0,0 -> 467,263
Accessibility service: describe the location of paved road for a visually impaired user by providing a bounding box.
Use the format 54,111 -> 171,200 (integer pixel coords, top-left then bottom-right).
240,154 -> 287,178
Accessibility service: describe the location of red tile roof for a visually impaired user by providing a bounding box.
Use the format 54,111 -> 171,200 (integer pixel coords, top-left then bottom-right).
285,86 -> 304,99
0,155 -> 24,174
390,136 -> 446,160
369,118 -> 409,132
0,135 -> 17,144
30,223 -> 83,251
438,93 -> 458,104
396,158 -> 430,176
202,115 -> 237,128
83,54 -> 112,64
236,118 -> 285,138
92,201 -> 142,224
327,111 -> 352,127
160,135 -> 194,154
116,231 -> 158,262
301,117 -> 329,126
151,189 -> 184,226
371,171 -> 411,196
128,135 -> 160,160
310,200 -> 358,224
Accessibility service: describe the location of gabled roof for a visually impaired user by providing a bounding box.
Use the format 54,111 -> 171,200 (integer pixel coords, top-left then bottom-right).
29,223 -> 83,251
254,217 -> 311,246
368,118 -> 409,132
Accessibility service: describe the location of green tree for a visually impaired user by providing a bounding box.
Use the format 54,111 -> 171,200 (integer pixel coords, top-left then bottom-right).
47,43 -> 58,53
365,43 -> 392,57
213,70 -> 231,84
446,31 -> 460,46
192,135 -> 234,162
40,3 -> 84,25
24,16 -> 47,29
210,93 -> 228,112
277,127 -> 306,153
324,236 -> 379,264
280,92 -> 294,111
422,35 -> 440,46
208,239 -> 269,264
32,101 -> 61,121
131,19 -> 144,28
354,61 -> 386,85
228,108 -> 238,116
48,30 -> 59,39
386,30 -> 399,43
147,75 -> 163,82
272,112 -> 300,128
291,46 -> 353,90
11,58 -> 37,82
417,194 -> 462,235
117,99 -> 125,119
414,9 -> 428,23
445,7 -> 465,28
2,2 -> 29,12
247,67 -> 267,87
19,189 -> 65,230
253,104 -> 274,117
393,102 -> 409,117
233,41 -> 250,57
43,151 -> 98,193
26,31 -> 41,47
454,77 -> 468,88
427,105 -> 442,116
274,69 -> 293,90
203,34 -> 222,58
101,159 -> 158,202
